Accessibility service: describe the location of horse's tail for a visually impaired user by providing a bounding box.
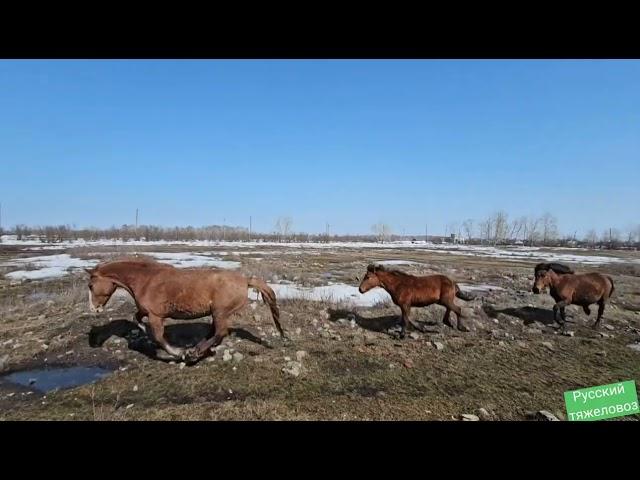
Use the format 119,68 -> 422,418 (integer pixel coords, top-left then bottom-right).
606,275 -> 615,298
247,277 -> 286,338
455,283 -> 476,301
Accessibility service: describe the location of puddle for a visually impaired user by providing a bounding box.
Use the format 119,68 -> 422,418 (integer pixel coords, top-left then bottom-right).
3,366 -> 114,393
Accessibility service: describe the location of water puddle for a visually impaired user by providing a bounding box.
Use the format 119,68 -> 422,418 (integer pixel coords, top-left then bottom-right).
3,366 -> 114,393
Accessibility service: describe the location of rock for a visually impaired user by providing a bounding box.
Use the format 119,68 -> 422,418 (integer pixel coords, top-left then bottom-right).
403,359 -> 414,369
516,341 -> 527,348
133,385 -> 138,392
232,352 -> 244,362
282,360 -> 303,377
363,333 -> 377,346
460,414 -> 480,421
526,328 -> 542,335
604,324 -> 614,331
0,355 -> 9,371
295,350 -> 308,362
498,341 -> 506,347
409,332 -> 421,340
253,356 -> 264,363
125,404 -> 134,410
65,350 -> 74,355
38,314 -> 46,320
206,356 -> 216,362
627,343 -> 640,352
541,342 -> 554,351
477,408 -> 493,421
432,341 -> 445,351
222,350 -> 233,362
527,410 -> 559,421
284,356 -> 291,361
295,327 -> 302,335
562,331 -> 575,337
179,362 -> 186,369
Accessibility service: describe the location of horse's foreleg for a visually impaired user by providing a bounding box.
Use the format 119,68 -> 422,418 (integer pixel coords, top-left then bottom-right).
553,301 -> 569,327
148,314 -> 185,359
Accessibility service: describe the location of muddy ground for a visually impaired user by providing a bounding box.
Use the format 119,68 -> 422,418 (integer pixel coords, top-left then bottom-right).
1,244 -> 639,420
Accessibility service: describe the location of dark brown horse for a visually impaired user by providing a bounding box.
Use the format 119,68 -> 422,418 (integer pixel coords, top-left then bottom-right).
357,264 -> 473,337
85,258 -> 286,361
532,262 -> 615,329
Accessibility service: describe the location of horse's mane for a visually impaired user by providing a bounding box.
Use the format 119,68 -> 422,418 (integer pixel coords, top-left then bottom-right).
93,256 -> 173,273
534,262 -> 574,275
367,263 -> 413,277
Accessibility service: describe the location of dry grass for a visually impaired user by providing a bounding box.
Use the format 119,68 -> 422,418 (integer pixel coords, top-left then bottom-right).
1,245 -> 639,421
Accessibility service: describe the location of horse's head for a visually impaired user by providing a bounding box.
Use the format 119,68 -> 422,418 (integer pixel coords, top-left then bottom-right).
85,268 -> 117,313
532,266 -> 551,294
358,264 -> 383,293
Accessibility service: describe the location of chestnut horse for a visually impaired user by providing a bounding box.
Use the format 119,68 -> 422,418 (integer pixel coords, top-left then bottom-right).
532,262 -> 615,329
357,264 -> 473,337
85,258 -> 286,361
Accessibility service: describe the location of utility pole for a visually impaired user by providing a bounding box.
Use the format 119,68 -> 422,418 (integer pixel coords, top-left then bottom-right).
249,216 -> 252,242
223,218 -> 226,241
135,208 -> 138,240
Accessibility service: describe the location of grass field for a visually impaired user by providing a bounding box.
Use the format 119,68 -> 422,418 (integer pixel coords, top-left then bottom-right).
1,242 -> 639,420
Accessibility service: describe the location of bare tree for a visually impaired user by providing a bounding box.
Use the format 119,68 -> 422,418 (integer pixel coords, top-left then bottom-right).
508,217 -> 525,242
462,219 -> 474,241
372,223 -> 392,243
540,212 -> 558,245
275,216 -> 293,242
492,211 -> 509,245
524,216 -> 541,246
584,229 -> 598,247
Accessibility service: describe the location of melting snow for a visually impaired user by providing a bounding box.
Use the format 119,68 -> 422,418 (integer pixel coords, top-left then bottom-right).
1,254 -> 99,280
250,283 -> 392,307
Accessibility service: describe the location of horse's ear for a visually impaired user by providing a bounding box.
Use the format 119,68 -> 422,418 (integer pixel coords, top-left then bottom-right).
84,268 -> 95,275
367,264 -> 375,272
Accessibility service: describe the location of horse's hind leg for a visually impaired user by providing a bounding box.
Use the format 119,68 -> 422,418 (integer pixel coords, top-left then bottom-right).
593,300 -> 605,329
442,308 -> 455,329
191,315 -> 230,358
398,304 -> 416,339
450,303 -> 469,332
583,306 -> 591,316
134,310 -> 147,334
148,314 -> 185,359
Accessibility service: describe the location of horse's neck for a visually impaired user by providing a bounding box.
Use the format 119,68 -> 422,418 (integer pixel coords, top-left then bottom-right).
378,271 -> 402,294
105,266 -> 147,297
548,271 -> 564,289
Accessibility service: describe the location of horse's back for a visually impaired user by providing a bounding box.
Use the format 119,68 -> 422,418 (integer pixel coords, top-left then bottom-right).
405,274 -> 454,304
567,272 -> 613,304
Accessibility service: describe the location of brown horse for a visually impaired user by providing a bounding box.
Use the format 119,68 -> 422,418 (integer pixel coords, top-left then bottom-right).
357,264 -> 473,337
85,258 -> 286,362
531,262 -> 615,329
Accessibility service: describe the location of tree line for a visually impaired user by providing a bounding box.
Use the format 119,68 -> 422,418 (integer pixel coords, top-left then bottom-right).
2,213 -> 639,249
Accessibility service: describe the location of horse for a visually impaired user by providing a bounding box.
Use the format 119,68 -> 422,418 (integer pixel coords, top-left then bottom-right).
85,258 -> 286,362
531,262 -> 615,329
357,264 -> 474,338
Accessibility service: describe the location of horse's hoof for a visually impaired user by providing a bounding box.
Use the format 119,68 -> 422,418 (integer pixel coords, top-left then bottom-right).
184,347 -> 200,362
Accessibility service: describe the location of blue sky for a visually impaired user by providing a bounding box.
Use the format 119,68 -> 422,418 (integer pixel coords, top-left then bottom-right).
0,60 -> 638,237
